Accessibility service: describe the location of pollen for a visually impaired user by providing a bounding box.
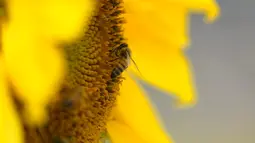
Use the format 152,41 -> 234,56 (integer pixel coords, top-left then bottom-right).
22,0 -> 127,143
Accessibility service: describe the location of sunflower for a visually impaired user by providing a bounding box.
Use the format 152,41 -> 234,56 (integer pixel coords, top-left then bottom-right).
0,0 -> 220,143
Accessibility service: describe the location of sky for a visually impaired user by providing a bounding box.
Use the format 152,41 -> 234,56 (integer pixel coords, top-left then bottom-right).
142,0 -> 255,143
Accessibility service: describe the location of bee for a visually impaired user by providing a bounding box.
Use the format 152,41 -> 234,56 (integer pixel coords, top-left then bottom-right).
110,43 -> 130,79
110,43 -> 140,79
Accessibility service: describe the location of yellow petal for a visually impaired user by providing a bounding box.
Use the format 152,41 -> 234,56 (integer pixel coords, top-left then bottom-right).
128,41 -> 197,107
123,0 -> 218,106
178,0 -> 220,22
6,0 -> 95,41
3,21 -> 65,124
124,0 -> 219,47
2,0 -> 95,124
110,73 -> 173,143
41,0 -> 95,41
0,58 -> 23,143
107,120 -> 146,143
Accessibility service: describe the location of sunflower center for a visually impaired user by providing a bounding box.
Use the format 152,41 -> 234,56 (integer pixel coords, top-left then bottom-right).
23,0 -> 127,143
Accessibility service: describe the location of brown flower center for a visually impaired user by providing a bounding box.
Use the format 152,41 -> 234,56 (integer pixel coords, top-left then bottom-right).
24,0 -> 128,143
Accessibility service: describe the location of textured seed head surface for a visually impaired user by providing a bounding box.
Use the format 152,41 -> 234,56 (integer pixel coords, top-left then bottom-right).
41,0 -> 127,143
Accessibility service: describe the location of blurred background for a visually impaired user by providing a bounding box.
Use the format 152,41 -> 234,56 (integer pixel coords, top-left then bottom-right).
142,0 -> 255,143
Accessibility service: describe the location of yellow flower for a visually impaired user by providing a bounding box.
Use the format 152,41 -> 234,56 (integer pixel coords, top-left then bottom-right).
0,0 -> 94,143
0,0 -> 220,143
106,0 -> 220,142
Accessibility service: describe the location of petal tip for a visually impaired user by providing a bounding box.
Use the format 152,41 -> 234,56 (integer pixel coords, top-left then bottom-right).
175,99 -> 197,109
174,94 -> 197,109
204,2 -> 221,23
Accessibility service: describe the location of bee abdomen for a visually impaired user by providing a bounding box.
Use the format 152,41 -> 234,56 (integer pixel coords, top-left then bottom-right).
111,67 -> 124,79
111,61 -> 128,79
